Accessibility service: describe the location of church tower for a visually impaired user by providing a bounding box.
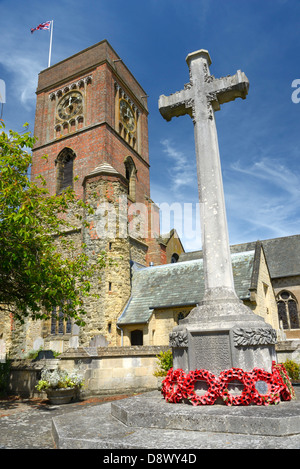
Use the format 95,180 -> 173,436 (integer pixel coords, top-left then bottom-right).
32,40 -> 150,205
30,40 -> 166,348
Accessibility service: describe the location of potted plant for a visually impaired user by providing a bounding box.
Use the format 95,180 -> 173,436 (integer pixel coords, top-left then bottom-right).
36,368 -> 84,404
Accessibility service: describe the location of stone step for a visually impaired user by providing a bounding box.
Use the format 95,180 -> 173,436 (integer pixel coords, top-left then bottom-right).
52,391 -> 300,449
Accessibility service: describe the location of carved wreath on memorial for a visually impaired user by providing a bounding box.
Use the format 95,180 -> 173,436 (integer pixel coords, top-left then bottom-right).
161,362 -> 295,406
232,327 -> 277,347
169,330 -> 188,348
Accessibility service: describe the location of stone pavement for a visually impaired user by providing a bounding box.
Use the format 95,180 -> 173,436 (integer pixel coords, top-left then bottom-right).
53,389 -> 300,450
1,388 -> 300,450
0,394 -> 135,449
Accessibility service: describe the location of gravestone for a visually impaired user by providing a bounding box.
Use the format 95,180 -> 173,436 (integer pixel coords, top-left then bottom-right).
36,350 -> 55,360
33,337 -> 44,351
159,49 -> 277,375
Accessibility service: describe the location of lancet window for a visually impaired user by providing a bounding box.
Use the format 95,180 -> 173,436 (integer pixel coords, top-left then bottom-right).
277,290 -> 300,330
55,148 -> 76,194
124,156 -> 136,201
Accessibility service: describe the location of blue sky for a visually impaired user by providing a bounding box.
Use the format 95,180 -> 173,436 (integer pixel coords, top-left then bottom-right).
1,0 -> 300,252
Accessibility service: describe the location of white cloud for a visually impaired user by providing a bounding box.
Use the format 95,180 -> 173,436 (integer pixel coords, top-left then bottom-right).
231,158 -> 300,198
160,138 -> 196,192
225,157 -> 300,242
3,55 -> 41,110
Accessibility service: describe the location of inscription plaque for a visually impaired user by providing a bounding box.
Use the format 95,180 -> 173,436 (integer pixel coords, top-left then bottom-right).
189,332 -> 232,375
255,380 -> 269,395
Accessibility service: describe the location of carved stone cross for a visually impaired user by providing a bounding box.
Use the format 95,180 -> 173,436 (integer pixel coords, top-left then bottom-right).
159,49 -> 249,304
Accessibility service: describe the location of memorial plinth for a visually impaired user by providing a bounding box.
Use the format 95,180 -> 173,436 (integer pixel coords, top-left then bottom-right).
159,49 -> 277,376
170,298 -> 277,375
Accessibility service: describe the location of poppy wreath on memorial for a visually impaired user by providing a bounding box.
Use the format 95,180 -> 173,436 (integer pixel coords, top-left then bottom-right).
181,369 -> 220,406
161,368 -> 186,403
248,367 -> 281,405
218,368 -> 254,406
271,361 -> 295,401
161,364 -> 295,405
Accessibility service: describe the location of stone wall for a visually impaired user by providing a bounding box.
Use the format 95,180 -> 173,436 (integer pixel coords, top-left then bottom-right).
81,171 -> 131,347
251,248 -> 279,331
8,346 -> 169,398
275,340 -> 300,363
148,306 -> 192,346
7,343 -> 300,398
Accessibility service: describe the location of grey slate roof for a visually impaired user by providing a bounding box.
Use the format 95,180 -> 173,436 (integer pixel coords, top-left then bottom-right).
179,234 -> 300,279
118,250 -> 256,325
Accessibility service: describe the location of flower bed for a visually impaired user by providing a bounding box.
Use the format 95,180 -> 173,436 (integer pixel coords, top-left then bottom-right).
161,361 -> 295,406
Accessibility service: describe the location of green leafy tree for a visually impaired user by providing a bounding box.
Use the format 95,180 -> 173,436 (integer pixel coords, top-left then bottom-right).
0,122 -> 105,326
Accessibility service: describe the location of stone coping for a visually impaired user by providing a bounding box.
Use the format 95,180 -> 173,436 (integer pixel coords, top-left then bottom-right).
275,340 -> 300,351
59,345 -> 169,359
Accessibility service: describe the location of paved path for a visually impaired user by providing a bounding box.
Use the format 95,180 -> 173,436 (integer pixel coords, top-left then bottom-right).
1,388 -> 300,450
0,395 -> 133,449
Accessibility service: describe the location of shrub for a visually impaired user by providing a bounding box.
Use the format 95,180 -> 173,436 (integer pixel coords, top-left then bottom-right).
153,350 -> 173,377
283,359 -> 300,381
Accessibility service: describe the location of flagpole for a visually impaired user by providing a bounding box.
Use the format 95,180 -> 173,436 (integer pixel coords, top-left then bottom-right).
48,20 -> 53,67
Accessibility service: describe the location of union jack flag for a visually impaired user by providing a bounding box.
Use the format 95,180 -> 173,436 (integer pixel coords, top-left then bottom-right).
30,21 -> 51,34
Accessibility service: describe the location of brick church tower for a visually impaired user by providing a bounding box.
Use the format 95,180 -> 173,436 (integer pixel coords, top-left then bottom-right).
30,40 -> 167,349
32,40 -> 151,207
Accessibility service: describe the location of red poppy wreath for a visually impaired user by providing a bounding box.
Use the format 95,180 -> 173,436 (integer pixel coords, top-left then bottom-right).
217,368 -> 253,406
161,368 -> 186,403
181,369 -> 219,406
161,363 -> 295,406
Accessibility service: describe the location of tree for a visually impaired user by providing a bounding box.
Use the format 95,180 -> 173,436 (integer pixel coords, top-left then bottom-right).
0,122 -> 104,326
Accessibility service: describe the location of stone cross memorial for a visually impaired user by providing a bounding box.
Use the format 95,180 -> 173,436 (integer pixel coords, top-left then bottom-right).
159,50 -> 277,376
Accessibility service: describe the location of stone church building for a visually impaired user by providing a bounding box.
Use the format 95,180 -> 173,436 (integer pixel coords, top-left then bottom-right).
1,40 -> 299,359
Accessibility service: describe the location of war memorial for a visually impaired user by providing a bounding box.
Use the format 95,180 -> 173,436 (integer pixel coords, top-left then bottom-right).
51,49 -> 300,449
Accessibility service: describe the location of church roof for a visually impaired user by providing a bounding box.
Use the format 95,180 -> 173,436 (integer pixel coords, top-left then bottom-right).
118,250 -> 256,325
88,162 -> 121,176
179,234 -> 300,279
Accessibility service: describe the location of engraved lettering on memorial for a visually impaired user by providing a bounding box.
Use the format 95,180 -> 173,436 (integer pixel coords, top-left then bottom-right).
192,333 -> 231,372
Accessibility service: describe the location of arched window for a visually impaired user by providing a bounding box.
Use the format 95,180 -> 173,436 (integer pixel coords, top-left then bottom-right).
51,305 -> 72,335
176,312 -> 185,324
124,156 -> 136,200
277,291 -> 300,330
55,148 -> 76,194
171,253 -> 179,263
131,329 -> 143,345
